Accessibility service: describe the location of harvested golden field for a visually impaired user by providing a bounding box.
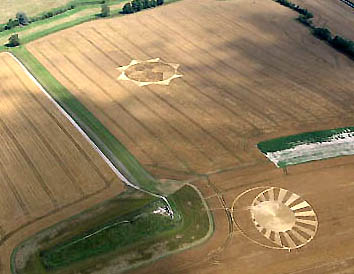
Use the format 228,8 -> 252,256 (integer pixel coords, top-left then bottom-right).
0,52 -> 124,272
28,0 -> 354,178
23,0 -> 354,272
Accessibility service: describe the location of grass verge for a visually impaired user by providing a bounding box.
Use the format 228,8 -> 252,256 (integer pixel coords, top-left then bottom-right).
9,46 -> 158,192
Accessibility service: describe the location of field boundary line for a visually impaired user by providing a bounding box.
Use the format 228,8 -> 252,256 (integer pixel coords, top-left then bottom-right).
5,52 -> 174,216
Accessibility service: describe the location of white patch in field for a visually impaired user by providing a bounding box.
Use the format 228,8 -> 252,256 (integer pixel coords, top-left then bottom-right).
264,131 -> 354,167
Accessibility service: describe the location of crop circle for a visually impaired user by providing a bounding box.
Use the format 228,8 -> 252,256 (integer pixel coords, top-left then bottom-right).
117,58 -> 182,87
232,187 -> 318,250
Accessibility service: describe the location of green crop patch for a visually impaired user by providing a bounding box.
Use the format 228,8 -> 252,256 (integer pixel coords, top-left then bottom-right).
14,186 -> 212,274
39,200 -> 176,270
257,127 -> 354,167
257,127 -> 354,153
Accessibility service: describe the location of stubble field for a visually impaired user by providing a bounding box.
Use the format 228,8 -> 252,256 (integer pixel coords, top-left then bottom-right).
0,52 -> 124,272
27,0 -> 354,178
19,0 -> 354,273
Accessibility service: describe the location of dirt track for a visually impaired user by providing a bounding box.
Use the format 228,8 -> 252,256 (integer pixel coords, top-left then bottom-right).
5,0 -> 354,272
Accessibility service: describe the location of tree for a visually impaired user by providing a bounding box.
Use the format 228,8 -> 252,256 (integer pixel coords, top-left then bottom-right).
157,0 -> 164,5
8,34 -> 20,47
142,0 -> 150,9
101,4 -> 110,17
16,12 -> 29,25
312,27 -> 332,42
150,0 -> 157,7
5,19 -> 19,30
132,0 -> 143,12
330,36 -> 354,57
122,3 -> 134,14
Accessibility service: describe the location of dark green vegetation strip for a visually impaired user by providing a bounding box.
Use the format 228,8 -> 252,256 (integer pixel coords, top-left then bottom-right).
257,127 -> 354,153
0,0 -> 122,32
1,0 -> 180,49
15,186 -> 211,274
14,189 -> 156,274
9,46 -> 158,192
274,0 -> 354,60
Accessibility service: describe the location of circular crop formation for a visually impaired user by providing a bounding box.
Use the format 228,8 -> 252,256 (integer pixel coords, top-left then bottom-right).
232,187 -> 318,250
125,62 -> 175,82
117,58 -> 182,87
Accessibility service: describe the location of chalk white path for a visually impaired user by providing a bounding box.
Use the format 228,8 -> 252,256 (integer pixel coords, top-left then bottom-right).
264,132 -> 354,167
6,52 -> 174,217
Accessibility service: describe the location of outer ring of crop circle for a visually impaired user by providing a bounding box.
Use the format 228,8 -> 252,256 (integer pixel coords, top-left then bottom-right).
231,186 -> 318,250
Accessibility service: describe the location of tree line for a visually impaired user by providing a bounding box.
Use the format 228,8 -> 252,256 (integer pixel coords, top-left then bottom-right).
122,0 -> 164,14
5,0 -> 165,47
275,0 -> 354,60
0,5 -> 77,33
275,0 -> 313,19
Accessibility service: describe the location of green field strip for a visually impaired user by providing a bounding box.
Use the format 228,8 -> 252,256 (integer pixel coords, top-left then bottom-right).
258,127 -> 354,153
257,127 -> 354,167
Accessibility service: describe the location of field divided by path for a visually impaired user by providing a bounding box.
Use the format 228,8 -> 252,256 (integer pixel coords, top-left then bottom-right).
28,0 -> 354,178
0,52 -> 124,240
